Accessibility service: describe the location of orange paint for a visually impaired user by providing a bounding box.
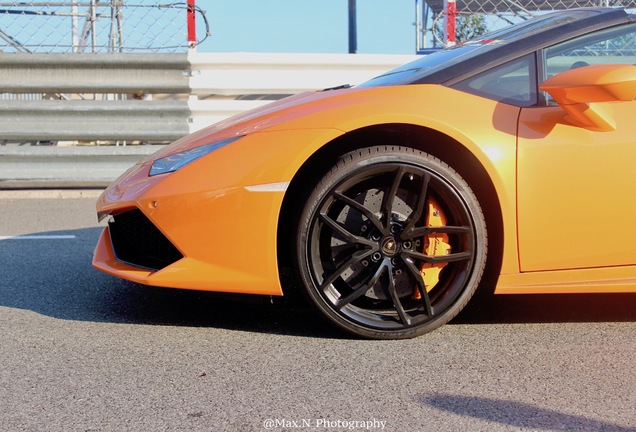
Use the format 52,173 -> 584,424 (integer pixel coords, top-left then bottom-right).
93,65 -> 636,297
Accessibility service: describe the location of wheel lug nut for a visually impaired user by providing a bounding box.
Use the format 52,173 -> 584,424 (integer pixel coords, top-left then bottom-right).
372,252 -> 382,262
403,240 -> 412,249
361,260 -> 369,267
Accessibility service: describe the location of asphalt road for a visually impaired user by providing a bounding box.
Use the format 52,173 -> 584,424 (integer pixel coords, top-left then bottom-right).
1,190 -> 635,432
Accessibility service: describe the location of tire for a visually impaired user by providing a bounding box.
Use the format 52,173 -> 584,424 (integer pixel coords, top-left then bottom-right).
294,146 -> 487,339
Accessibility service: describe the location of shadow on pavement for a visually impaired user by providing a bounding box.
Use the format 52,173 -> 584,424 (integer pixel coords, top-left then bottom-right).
420,394 -> 636,432
1,227 -> 635,337
0,227 -> 343,338
454,289 -> 636,326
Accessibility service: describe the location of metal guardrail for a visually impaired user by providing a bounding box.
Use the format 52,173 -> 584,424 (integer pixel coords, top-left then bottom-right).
186,52 -> 418,133
0,100 -> 190,141
189,52 -> 418,96
0,52 -> 417,186
0,52 -> 417,142
0,53 -> 190,93
0,53 -> 191,142
0,145 -> 164,187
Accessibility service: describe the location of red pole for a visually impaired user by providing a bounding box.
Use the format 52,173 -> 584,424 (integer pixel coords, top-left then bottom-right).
446,0 -> 456,46
187,0 -> 197,48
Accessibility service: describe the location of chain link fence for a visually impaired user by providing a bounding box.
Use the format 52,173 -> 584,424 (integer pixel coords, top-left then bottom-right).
419,0 -> 636,48
0,1 -> 209,53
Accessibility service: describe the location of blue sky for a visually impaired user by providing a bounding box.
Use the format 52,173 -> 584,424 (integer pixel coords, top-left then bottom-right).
197,0 -> 417,54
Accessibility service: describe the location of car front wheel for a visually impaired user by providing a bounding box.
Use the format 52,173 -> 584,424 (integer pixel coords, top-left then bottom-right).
295,146 -> 487,339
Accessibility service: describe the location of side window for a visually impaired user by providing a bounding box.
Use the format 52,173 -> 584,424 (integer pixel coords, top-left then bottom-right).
451,54 -> 537,107
545,23 -> 636,78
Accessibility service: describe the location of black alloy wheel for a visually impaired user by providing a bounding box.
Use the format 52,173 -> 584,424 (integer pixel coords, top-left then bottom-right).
295,146 -> 487,339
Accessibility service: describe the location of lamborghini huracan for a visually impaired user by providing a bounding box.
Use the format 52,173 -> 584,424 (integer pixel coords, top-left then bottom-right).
93,7 -> 636,339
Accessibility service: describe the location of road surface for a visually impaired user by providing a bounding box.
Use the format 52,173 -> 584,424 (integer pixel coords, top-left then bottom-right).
0,190 -> 635,431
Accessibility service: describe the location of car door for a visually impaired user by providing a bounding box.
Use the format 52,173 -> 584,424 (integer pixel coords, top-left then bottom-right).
517,22 -> 636,272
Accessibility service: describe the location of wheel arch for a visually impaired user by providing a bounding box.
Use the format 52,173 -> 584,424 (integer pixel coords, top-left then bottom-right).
276,123 -> 504,295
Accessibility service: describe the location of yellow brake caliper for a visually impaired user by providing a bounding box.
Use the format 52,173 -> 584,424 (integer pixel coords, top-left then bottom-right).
413,197 -> 451,299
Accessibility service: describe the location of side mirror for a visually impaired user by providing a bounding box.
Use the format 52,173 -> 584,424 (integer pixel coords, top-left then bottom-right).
539,64 -> 636,131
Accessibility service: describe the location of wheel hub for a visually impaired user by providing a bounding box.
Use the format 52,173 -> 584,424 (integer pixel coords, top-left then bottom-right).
381,236 -> 399,256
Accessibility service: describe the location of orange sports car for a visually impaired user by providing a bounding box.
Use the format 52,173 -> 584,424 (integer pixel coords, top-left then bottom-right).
93,7 -> 636,339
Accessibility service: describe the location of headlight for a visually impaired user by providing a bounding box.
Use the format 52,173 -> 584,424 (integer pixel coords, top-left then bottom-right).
149,136 -> 242,176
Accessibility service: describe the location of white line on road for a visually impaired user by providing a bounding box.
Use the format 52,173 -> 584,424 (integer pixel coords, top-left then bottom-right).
0,235 -> 77,240
0,190 -> 104,200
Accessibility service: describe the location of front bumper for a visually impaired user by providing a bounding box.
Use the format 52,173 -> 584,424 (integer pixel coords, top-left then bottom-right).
92,156 -> 286,296
93,183 -> 286,295
92,128 -> 343,295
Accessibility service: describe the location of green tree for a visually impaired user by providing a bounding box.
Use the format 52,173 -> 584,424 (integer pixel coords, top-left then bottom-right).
435,14 -> 489,44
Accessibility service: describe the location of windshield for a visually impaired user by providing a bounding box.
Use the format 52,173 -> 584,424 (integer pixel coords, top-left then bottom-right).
359,44 -> 483,87
360,9 -> 608,87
